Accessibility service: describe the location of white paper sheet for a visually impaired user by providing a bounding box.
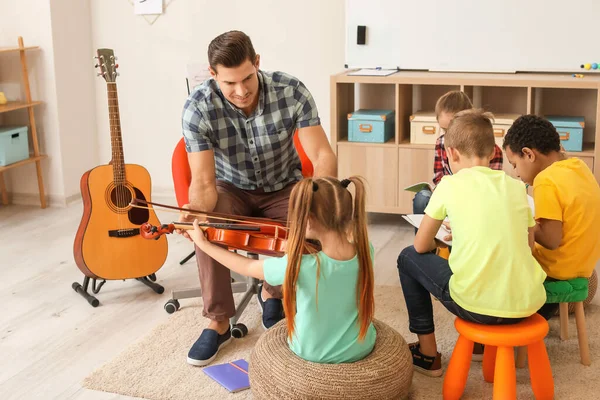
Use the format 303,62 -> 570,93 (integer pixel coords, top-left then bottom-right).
135,0 -> 162,15
347,68 -> 398,76
186,63 -> 212,92
402,214 -> 452,246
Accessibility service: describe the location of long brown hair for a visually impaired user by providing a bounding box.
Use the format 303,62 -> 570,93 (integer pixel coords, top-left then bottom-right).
282,176 -> 374,341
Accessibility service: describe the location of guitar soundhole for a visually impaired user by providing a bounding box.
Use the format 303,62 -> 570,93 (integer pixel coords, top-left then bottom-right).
110,185 -> 133,208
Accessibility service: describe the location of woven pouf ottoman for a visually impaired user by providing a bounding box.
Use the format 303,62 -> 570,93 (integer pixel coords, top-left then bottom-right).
249,319 -> 413,400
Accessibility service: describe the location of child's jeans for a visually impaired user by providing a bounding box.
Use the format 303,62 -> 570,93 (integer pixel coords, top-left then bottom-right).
397,246 -> 524,335
412,189 -> 432,235
413,189 -> 432,215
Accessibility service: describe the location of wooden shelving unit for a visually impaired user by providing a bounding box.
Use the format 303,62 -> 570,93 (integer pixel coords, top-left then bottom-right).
330,70 -> 600,214
0,37 -> 46,208
0,101 -> 42,113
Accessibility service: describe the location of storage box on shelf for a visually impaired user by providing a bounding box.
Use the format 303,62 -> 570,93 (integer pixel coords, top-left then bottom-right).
0,37 -> 46,208
547,116 -> 585,152
331,70 -> 600,214
0,126 -> 29,166
410,111 -> 439,145
491,114 -> 520,148
348,109 -> 395,144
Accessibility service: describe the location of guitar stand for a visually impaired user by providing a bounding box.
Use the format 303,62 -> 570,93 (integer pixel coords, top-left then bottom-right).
72,273 -> 164,307
136,274 -> 165,294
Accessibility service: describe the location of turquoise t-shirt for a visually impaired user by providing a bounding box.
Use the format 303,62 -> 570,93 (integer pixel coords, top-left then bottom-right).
263,244 -> 377,363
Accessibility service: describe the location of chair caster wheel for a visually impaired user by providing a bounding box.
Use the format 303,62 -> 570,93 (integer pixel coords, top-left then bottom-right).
164,299 -> 180,314
231,323 -> 248,338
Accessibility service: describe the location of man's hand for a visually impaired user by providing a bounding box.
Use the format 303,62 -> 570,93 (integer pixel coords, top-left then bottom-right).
175,204 -> 195,241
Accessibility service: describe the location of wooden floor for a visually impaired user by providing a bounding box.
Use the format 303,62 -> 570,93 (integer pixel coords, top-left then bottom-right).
0,200 -> 411,400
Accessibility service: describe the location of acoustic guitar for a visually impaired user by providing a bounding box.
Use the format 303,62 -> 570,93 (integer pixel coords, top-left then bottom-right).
72,48 -> 168,306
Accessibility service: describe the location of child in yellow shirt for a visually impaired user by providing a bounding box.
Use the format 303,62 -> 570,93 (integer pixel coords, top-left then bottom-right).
503,114 -> 600,318
398,109 -> 547,377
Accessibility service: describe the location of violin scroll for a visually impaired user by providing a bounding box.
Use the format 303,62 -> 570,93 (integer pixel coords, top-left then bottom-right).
140,223 -> 176,240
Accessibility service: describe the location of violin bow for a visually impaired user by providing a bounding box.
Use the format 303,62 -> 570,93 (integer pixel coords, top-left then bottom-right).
170,222 -> 261,231
129,198 -> 289,231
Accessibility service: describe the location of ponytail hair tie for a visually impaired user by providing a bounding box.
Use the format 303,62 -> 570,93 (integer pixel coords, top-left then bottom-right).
340,179 -> 351,188
312,181 -> 318,192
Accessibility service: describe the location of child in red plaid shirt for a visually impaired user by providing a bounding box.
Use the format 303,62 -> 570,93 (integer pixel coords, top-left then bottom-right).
413,91 -> 504,215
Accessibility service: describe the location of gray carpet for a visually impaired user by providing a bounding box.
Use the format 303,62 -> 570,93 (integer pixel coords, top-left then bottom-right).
83,285 -> 600,399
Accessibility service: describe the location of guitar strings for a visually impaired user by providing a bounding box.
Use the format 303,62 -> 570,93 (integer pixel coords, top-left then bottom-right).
109,82 -> 123,230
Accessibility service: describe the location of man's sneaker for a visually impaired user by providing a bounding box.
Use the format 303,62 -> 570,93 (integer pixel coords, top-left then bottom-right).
187,326 -> 232,366
472,343 -> 484,362
257,283 -> 284,329
408,342 -> 443,377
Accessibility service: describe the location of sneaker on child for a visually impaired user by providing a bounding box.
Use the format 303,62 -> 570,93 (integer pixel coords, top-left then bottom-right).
408,342 -> 443,377
257,283 -> 284,329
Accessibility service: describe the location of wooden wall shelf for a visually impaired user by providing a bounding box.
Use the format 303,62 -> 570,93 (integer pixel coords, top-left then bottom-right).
0,101 -> 42,114
0,155 -> 48,173
330,70 -> 600,215
0,46 -> 39,54
0,37 -> 46,208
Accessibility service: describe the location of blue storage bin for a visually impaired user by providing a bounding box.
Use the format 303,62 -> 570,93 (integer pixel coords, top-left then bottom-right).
0,126 -> 29,166
348,109 -> 395,143
546,116 -> 584,152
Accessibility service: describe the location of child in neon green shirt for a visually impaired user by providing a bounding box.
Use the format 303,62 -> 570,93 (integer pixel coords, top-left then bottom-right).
397,109 -> 547,377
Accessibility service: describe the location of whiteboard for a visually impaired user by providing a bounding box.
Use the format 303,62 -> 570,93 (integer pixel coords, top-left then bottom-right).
346,0 -> 600,73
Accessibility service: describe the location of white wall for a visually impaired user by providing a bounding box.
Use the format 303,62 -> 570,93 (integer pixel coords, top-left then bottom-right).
49,0 -> 99,200
0,0 -> 345,205
0,0 -> 98,206
0,0 -> 65,204
90,0 -> 345,196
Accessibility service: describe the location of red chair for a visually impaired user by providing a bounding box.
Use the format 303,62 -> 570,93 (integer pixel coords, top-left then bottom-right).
171,137 -> 191,207
164,132 -> 313,328
172,129 -> 312,208
172,130 -> 312,265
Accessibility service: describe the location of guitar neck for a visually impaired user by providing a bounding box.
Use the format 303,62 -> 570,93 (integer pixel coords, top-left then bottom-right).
107,82 -> 126,184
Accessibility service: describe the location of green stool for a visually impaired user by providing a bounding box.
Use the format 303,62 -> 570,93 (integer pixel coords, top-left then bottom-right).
517,278 -> 591,367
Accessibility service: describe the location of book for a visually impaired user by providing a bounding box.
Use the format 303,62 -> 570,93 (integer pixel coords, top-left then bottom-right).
203,359 -> 250,393
527,194 -> 535,215
402,214 -> 452,246
404,182 -> 433,193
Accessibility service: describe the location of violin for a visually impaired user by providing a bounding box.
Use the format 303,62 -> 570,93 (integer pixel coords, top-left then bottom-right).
131,199 -> 319,257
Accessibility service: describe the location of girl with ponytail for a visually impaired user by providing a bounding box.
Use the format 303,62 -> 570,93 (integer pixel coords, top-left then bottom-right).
189,176 -> 376,363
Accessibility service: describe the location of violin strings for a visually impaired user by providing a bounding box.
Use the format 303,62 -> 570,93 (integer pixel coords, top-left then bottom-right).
128,203 -> 289,233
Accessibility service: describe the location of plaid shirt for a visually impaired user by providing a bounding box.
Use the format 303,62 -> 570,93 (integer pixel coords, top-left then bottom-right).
182,70 -> 320,192
433,134 -> 504,185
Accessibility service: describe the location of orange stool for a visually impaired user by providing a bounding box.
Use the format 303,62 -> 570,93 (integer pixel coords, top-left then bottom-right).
443,314 -> 554,400
437,247 -> 450,260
